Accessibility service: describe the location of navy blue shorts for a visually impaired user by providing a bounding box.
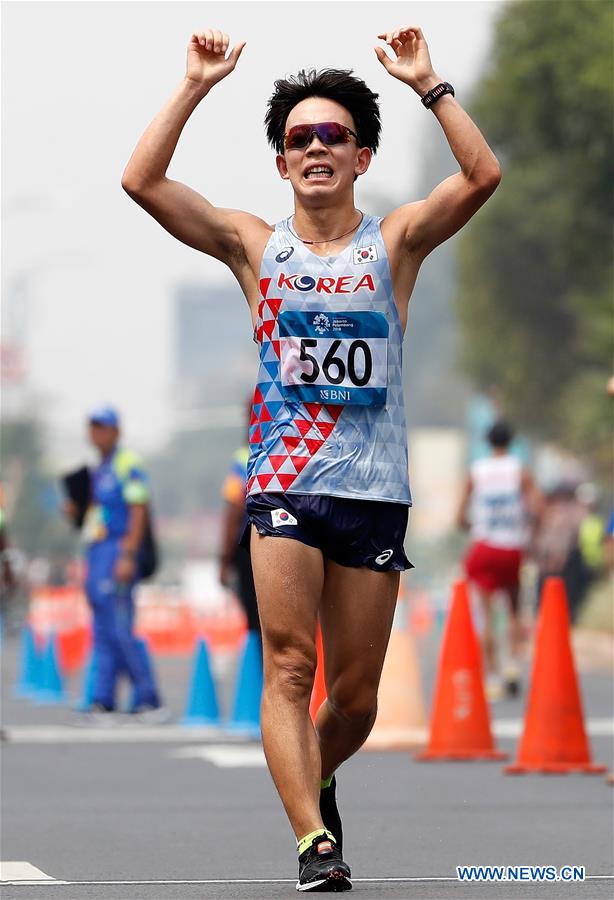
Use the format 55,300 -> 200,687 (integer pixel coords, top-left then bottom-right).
242,493 -> 413,572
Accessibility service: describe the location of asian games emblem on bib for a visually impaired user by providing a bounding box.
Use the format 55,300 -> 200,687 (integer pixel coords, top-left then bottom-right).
313,313 -> 330,335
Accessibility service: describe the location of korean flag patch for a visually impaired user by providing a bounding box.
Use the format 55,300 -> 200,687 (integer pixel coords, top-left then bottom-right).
271,508 -> 298,528
353,244 -> 378,265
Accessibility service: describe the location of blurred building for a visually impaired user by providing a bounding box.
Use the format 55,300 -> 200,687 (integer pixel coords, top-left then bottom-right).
409,428 -> 466,540
173,283 -> 256,412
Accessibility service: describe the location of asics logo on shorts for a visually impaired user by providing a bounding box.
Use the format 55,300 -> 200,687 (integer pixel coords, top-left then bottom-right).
375,549 -> 394,565
271,508 -> 298,528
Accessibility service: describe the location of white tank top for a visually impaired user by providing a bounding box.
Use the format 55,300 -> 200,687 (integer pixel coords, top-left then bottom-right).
470,455 -> 527,549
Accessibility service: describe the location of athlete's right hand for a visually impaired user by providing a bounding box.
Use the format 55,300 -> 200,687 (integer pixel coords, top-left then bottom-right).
186,29 -> 246,92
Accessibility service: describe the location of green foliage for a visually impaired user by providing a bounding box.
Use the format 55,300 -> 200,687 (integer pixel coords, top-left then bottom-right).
458,0 -> 613,459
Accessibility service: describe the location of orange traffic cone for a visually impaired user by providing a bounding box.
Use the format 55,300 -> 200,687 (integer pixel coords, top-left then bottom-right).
505,577 -> 607,775
416,581 -> 506,761
310,621 -> 327,722
364,607 -> 427,750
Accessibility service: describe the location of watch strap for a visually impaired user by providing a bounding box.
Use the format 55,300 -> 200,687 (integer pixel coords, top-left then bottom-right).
421,82 -> 455,109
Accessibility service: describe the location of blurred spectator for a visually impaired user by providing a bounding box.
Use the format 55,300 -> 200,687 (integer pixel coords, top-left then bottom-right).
457,420 -> 543,700
534,482 -> 604,623
604,508 -> 614,573
572,483 -> 605,611
0,492 -> 18,631
64,407 -> 166,722
219,444 -> 261,640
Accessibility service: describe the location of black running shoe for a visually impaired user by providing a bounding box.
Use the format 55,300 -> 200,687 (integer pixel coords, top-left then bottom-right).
319,777 -> 343,853
296,833 -> 352,892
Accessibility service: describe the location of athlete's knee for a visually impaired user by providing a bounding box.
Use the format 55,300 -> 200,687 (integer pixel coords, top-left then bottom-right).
266,645 -> 317,702
328,683 -> 378,726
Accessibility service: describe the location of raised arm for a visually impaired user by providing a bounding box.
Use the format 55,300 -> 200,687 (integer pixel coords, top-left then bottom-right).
122,29 -> 257,264
456,473 -> 473,531
375,26 -> 501,258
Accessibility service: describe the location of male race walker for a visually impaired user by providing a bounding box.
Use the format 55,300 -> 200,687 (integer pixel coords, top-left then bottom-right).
123,23 -> 501,891
457,421 -> 542,701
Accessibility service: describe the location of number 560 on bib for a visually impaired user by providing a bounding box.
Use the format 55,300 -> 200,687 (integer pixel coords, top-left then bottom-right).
278,308 -> 388,407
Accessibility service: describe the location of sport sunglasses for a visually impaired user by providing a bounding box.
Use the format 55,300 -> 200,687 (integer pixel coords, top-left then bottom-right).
283,121 -> 359,151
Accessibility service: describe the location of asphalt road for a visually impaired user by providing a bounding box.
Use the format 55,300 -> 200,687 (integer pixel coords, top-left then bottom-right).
2,630 -> 613,900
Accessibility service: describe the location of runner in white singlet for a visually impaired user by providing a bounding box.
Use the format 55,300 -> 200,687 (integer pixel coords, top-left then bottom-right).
457,421 -> 543,700
124,24 -> 501,890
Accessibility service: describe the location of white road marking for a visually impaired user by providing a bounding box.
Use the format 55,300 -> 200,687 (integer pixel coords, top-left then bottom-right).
492,717 -> 614,738
3,725 -> 233,743
172,744 -> 267,766
1,875 -> 613,886
3,718 -> 613,744
0,862 -> 67,884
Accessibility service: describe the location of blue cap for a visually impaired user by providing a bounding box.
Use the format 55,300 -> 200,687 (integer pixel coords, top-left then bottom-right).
88,405 -> 120,427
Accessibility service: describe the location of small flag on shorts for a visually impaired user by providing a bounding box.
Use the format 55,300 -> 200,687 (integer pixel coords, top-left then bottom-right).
271,508 -> 298,527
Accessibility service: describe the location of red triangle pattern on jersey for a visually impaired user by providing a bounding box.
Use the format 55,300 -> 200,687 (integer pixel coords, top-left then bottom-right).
282,436 -> 302,452
249,278 -> 347,496
262,319 -> 276,340
296,419 -> 314,437
277,473 -> 298,491
257,472 -> 276,490
316,420 -> 335,441
291,455 -> 311,473
259,404 -> 273,423
304,438 -> 325,456
304,402 -> 322,421
265,298 -> 283,317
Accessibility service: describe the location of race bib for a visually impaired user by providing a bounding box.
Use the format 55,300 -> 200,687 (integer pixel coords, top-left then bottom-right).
278,309 -> 388,406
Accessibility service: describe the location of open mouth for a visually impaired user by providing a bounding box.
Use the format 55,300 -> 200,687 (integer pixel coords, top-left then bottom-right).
303,166 -> 334,180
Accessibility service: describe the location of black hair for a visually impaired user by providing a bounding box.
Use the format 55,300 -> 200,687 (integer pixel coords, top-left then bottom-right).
487,420 -> 514,449
265,68 -> 381,155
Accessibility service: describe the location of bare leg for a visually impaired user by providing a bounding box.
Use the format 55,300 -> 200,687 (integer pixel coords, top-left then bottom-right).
506,585 -> 523,661
478,590 -> 497,675
250,531 -> 325,840
315,562 -> 399,780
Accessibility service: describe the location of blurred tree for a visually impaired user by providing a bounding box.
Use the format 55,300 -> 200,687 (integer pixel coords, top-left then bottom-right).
457,0 -> 613,467
2,417 -> 75,559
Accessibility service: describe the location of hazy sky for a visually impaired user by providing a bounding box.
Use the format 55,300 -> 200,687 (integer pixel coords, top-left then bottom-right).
2,0 -> 504,463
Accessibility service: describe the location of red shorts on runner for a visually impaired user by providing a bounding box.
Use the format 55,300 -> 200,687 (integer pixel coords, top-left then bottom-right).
465,541 -> 523,593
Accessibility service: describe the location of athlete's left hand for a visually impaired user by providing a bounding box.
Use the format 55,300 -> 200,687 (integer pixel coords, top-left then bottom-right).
375,26 -> 441,95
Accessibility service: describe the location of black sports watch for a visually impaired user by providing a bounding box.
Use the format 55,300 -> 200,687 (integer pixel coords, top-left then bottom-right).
421,82 -> 455,109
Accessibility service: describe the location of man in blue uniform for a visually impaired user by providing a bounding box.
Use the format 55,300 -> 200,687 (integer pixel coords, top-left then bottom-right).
123,22 -> 501,890
74,407 -> 163,720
